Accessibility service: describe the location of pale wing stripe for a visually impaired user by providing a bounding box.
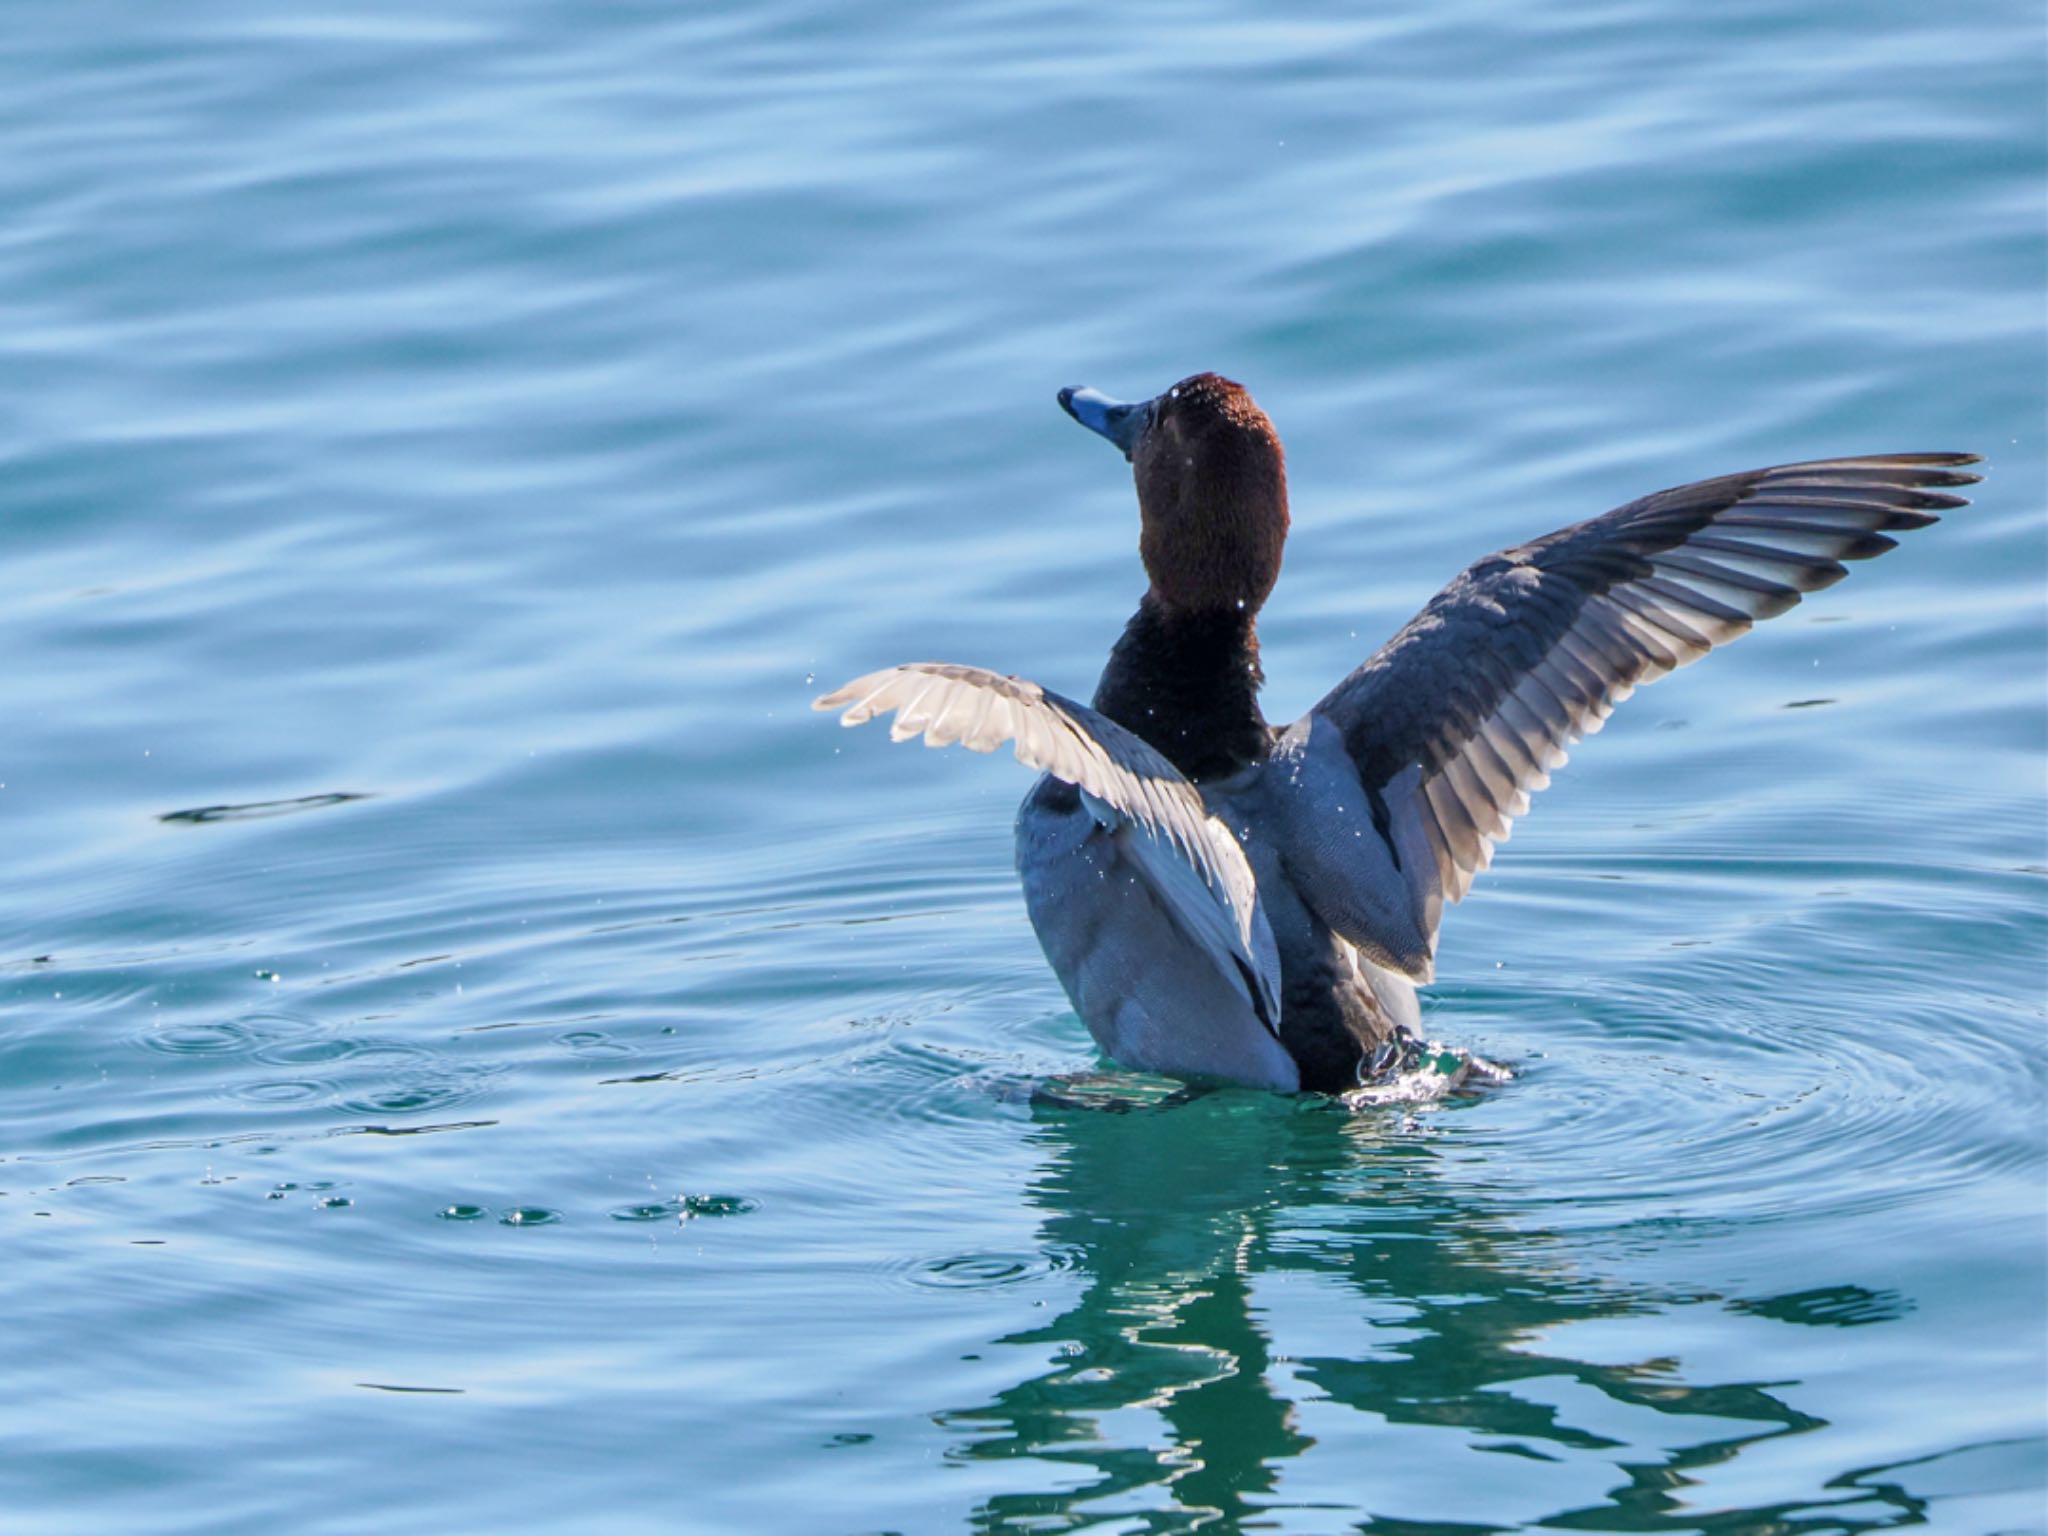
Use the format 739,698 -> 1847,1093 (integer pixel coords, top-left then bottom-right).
960,686 -> 1003,751
1688,529 -> 1885,566
819,663 -> 1216,878
921,683 -> 981,749
1417,779 -> 1463,893
1309,453 -> 1979,938
883,676 -> 943,741
1475,724 -> 1536,815
1543,631 -> 1611,702
1607,586 -> 1712,655
816,661 -> 1282,1026
1494,692 -> 1563,783
1633,575 -> 1752,634
1461,723 -> 1521,811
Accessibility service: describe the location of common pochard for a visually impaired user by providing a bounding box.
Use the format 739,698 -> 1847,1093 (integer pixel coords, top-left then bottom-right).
816,373 -> 1978,1092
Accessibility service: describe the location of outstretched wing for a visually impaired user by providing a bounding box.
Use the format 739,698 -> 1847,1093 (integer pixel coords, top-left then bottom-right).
1299,452 -> 1979,960
814,662 -> 1282,1026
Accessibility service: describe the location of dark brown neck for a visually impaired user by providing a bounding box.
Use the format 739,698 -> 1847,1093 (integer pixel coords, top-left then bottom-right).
1091,595 -> 1270,781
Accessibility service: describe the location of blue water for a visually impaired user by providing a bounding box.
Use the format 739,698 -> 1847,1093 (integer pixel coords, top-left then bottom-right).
2,2 -> 2043,1531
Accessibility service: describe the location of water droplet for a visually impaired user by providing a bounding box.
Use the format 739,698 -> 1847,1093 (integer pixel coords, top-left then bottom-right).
499,1207 -> 561,1228
437,1204 -> 489,1222
314,1195 -> 352,1210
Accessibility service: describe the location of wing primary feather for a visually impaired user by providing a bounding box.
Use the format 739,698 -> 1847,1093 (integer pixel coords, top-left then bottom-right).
1604,586 -> 1714,657
1297,451 -> 1971,940
819,660 -> 1282,1032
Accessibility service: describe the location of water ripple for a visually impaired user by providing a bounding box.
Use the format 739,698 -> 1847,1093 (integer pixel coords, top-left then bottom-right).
158,791 -> 372,824
0,2 -> 2035,1531
892,1246 -> 1082,1292
136,1011 -> 319,1058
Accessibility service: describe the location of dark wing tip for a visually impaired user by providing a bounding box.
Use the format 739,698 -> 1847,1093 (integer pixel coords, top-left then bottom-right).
1840,452 -> 1981,474
1882,451 -> 1982,468
1838,531 -> 1901,561
1885,452 -> 1982,488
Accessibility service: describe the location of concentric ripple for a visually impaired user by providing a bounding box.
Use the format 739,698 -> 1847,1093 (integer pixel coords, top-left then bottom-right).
137,1011 -> 320,1058
893,1246 -> 1083,1291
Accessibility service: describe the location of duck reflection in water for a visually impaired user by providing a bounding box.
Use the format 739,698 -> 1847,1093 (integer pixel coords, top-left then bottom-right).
932,1084 -> 1924,1532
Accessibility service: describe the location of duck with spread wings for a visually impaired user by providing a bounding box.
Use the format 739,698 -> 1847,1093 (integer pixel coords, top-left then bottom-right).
816,373 -> 1978,1093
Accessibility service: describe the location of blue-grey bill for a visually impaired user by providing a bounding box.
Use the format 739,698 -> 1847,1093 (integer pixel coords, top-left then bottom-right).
1058,386 -> 1151,460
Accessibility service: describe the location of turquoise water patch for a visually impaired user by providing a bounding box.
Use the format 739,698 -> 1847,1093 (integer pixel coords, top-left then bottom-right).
0,1 -> 2040,1531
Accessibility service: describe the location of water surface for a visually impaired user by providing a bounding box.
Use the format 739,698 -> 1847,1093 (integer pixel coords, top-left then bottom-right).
2,2 -> 2043,1531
